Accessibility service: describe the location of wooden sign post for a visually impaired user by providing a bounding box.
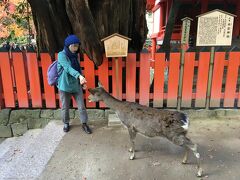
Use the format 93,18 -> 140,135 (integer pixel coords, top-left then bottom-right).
101,33 -> 131,99
196,9 -> 236,109
177,17 -> 193,110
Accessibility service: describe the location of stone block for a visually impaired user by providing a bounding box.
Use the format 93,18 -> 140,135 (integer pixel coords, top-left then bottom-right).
9,110 -> 27,124
25,109 -> 40,118
40,110 -> 54,118
0,125 -> 12,137
11,122 -> 28,136
75,109 -> 105,122
0,109 -> 10,125
108,114 -> 122,127
215,109 -> 226,118
225,109 -> 240,117
27,118 -> 50,129
53,109 -> 62,120
54,109 -> 75,120
185,109 -> 217,119
104,109 -> 115,121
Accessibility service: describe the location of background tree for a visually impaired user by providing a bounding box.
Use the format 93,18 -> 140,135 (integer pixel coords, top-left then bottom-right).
27,0 -> 148,66
160,0 -> 182,60
0,0 -> 34,45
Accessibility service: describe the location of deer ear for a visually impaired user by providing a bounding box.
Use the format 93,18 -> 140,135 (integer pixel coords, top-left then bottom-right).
98,81 -> 103,87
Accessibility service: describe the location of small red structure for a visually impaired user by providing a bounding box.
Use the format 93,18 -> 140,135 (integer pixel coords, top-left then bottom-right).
147,0 -> 240,56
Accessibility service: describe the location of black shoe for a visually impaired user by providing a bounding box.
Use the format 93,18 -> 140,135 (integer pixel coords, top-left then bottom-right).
63,123 -> 70,132
82,123 -> 92,134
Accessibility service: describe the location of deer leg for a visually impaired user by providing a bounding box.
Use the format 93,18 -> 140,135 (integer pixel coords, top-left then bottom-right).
172,135 -> 203,177
128,127 -> 136,160
186,143 -> 203,177
182,148 -> 189,164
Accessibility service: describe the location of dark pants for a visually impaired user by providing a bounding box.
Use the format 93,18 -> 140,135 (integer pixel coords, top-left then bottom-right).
59,88 -> 88,124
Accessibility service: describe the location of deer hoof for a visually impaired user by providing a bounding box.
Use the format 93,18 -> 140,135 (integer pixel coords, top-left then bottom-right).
129,154 -> 135,160
197,168 -> 203,177
182,159 -> 187,164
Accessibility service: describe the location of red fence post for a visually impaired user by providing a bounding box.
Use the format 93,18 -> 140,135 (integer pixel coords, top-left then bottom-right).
224,51 -> 240,107
167,52 -> 180,107
112,57 -> 123,100
40,53 -> 57,108
0,52 -> 15,107
195,51 -> 211,107
26,52 -> 42,107
0,65 -> 4,109
139,53 -> 150,106
209,52 -> 225,107
84,54 -> 96,108
126,53 -> 137,102
12,52 -> 29,107
181,52 -> 195,107
98,56 -> 109,107
153,53 -> 165,107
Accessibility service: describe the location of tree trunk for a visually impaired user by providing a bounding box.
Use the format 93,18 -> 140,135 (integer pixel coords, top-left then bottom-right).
27,0 -> 148,66
160,0 -> 182,60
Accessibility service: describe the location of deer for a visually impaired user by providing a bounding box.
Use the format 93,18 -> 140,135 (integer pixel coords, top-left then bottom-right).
88,83 -> 203,177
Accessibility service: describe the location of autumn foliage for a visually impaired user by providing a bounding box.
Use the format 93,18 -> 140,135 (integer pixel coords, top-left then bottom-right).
0,0 -> 34,44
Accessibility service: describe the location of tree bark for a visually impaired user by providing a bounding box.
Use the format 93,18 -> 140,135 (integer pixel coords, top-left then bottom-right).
160,0 -> 182,60
27,0 -> 148,66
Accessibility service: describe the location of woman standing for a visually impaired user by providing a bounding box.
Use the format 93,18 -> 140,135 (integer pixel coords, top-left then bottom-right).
57,34 -> 92,134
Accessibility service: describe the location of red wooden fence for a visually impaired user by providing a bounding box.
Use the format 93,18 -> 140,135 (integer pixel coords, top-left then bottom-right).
0,50 -> 240,109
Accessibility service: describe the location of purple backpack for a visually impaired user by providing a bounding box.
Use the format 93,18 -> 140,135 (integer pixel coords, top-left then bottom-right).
47,60 -> 63,86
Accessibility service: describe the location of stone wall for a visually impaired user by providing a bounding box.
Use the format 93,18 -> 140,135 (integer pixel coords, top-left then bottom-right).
0,109 -> 108,138
0,108 -> 240,138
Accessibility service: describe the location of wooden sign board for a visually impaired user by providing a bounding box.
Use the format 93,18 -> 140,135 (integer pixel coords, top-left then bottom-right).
101,33 -> 131,57
196,9 -> 236,46
181,17 -> 192,44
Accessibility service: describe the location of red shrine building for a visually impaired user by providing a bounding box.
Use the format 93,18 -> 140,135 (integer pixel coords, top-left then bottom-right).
146,0 -> 240,53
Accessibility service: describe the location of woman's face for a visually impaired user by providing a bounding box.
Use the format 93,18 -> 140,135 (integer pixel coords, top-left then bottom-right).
69,44 -> 79,53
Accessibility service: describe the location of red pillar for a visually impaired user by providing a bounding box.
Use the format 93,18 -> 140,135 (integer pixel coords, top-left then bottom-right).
201,0 -> 208,13
151,38 -> 156,60
233,1 -> 240,37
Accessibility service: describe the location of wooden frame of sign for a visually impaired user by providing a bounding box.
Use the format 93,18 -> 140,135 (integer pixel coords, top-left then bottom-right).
101,33 -> 131,57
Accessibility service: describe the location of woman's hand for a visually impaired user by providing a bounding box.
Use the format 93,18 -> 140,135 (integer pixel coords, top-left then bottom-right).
79,75 -> 87,85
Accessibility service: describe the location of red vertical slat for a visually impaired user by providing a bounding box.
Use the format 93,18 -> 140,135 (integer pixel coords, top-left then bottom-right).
98,56 -> 109,107
12,52 -> 29,107
55,53 -> 62,108
26,52 -> 42,107
195,52 -> 211,107
0,68 -> 4,109
153,53 -> 165,107
224,52 -> 240,107
84,54 -> 96,108
167,53 -> 180,107
40,53 -> 56,108
181,52 -> 195,107
112,57 -> 123,100
0,52 -> 15,107
126,53 -> 136,102
209,52 -> 225,107
139,53 -> 150,106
